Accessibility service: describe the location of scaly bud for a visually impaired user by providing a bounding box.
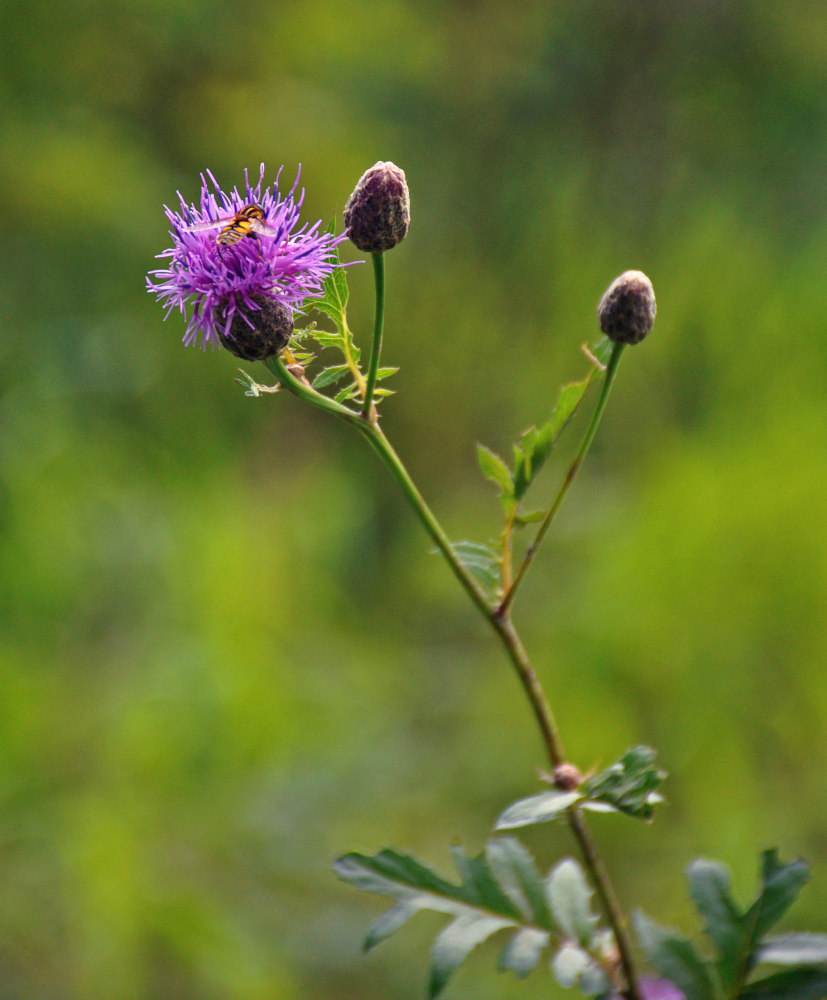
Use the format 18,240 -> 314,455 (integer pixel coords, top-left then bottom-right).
344,161 -> 410,253
597,270 -> 656,345
553,762 -> 583,791
218,294 -> 293,361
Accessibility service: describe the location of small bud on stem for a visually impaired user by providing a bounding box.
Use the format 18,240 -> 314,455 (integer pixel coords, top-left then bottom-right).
597,270 -> 656,345
344,161 -> 410,253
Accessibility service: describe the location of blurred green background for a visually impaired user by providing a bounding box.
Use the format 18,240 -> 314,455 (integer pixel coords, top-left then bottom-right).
2,1 -> 827,997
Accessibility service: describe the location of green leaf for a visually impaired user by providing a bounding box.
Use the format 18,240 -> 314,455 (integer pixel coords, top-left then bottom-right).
447,540 -> 501,601
486,837 -> 553,927
375,366 -> 399,380
512,422 -> 554,500
334,838 -> 558,998
495,789 -> 582,830
551,942 -> 610,995
311,364 -> 351,389
746,851 -> 810,941
635,911 -> 718,1000
477,444 -> 514,498
499,927 -> 550,978
429,913 -> 514,999
758,934 -> 827,966
513,509 -> 546,526
740,967 -> 827,1000
547,859 -> 600,948
580,745 -> 666,820
687,858 -> 745,991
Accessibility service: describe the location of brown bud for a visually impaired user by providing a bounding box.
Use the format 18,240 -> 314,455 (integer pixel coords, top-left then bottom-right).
218,294 -> 293,361
344,161 -> 410,253
597,270 -> 656,345
553,762 -> 583,791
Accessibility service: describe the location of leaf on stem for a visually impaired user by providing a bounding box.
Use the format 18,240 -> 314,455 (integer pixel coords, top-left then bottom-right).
740,966 -> 827,1000
495,746 -> 666,831
634,912 -> 718,1000
334,838 -> 578,997
580,745 -> 667,820
446,540 -> 501,601
476,444 -> 514,500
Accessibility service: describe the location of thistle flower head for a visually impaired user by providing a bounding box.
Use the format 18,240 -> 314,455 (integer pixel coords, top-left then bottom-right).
344,161 -> 410,253
147,164 -> 346,353
597,270 -> 657,345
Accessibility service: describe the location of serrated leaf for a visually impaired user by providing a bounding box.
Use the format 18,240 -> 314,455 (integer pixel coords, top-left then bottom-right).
758,934 -> 827,967
335,839 -> 558,998
547,859 -> 600,947
486,837 -> 553,926
551,942 -> 610,995
687,858 -> 745,991
740,967 -> 827,1000
499,927 -> 550,978
580,745 -> 666,820
495,789 -> 582,830
447,540 -> 501,600
635,911 -> 718,1000
512,422 -> 554,500
746,851 -> 810,942
334,382 -> 361,403
365,899 -> 420,950
477,444 -> 514,498
429,913 -> 514,999
311,364 -> 351,389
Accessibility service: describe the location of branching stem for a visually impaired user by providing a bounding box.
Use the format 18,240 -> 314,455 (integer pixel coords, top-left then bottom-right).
266,346 -> 642,1000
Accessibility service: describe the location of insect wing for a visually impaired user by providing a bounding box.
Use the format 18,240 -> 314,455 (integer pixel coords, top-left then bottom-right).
181,213 -> 236,234
249,218 -> 278,238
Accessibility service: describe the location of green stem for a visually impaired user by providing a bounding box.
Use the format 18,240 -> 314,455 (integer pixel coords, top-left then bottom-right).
267,345 -> 641,1000
362,252 -> 386,419
499,341 -> 626,616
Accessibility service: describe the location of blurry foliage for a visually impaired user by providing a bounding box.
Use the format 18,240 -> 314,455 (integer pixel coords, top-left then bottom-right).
1,1 -> 827,997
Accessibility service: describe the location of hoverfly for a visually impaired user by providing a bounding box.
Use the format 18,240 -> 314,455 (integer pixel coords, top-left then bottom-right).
183,203 -> 277,247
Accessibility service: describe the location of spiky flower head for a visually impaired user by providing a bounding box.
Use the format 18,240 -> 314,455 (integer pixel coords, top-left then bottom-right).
147,164 -> 346,355
344,161 -> 410,253
597,270 -> 657,345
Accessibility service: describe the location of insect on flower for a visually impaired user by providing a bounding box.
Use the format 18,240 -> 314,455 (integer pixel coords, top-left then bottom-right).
183,203 -> 277,247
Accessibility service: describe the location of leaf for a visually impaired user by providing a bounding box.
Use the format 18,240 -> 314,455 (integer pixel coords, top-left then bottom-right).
687,858 -> 745,991
311,364 -> 351,389
547,859 -> 600,947
376,366 -> 399,380
486,837 -> 553,927
476,444 -> 514,498
551,942 -> 610,995
499,927 -> 550,978
306,222 -> 349,322
758,934 -> 827,966
512,422 -> 554,500
429,913 -> 514,999
746,850 -> 810,942
580,745 -> 666,820
495,790 -> 582,830
635,911 -> 718,1000
513,509 -> 546,526
334,838 -> 557,998
740,967 -> 827,1000
447,540 -> 501,600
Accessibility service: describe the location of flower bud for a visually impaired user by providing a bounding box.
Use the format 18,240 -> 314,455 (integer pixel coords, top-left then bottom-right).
218,294 -> 293,361
597,270 -> 656,345
344,161 -> 410,253
553,762 -> 583,791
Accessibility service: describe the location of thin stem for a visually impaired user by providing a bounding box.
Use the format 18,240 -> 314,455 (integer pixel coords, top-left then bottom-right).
362,252 -> 386,419
268,346 -> 641,999
499,341 -> 626,616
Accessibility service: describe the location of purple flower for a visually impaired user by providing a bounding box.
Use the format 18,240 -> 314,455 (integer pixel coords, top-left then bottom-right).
147,164 -> 346,351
